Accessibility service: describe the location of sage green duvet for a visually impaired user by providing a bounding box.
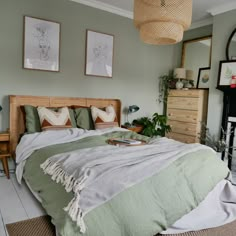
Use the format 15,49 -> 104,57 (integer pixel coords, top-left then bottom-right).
23,131 -> 228,236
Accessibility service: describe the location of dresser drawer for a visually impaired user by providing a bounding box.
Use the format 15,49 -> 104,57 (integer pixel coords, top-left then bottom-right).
168,97 -> 199,110
169,89 -> 202,97
167,108 -> 198,123
168,120 -> 197,136
166,132 -> 198,144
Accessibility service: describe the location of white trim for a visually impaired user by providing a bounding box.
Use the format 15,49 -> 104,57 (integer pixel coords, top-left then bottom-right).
188,17 -> 213,30
208,2 -> 236,16
70,0 -> 133,19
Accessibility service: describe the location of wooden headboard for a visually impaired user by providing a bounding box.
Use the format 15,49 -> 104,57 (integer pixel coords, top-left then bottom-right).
9,95 -> 121,157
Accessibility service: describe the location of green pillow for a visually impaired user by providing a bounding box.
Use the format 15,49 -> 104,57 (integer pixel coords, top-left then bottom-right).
74,107 -> 94,130
24,105 -> 41,133
23,105 -> 77,133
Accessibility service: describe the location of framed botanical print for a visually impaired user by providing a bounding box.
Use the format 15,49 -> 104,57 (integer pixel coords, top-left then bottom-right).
197,67 -> 210,89
85,30 -> 114,78
23,16 -> 61,72
217,60 -> 236,89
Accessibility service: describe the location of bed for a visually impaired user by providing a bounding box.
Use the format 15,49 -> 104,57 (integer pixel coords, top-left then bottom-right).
9,95 -> 236,236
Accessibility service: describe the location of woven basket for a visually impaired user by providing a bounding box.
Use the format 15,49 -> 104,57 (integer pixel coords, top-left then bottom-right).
134,0 -> 192,45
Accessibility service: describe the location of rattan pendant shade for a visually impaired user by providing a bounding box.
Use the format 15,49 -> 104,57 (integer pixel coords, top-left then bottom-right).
134,0 -> 192,45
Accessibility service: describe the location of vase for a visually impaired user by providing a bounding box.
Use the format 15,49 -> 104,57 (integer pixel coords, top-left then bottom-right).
176,79 -> 183,89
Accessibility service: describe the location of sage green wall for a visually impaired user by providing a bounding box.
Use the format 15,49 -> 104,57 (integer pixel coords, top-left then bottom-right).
0,0 -> 176,131
207,10 -> 236,136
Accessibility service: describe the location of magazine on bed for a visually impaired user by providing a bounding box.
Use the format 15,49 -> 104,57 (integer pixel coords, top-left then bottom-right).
111,138 -> 142,145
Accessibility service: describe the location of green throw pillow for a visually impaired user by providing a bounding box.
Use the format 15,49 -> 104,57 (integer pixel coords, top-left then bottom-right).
24,105 -> 41,133
74,107 -> 94,130
24,105 -> 77,133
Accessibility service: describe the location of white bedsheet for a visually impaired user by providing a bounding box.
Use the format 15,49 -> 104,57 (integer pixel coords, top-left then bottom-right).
16,127 -> 128,183
162,178 -> 236,234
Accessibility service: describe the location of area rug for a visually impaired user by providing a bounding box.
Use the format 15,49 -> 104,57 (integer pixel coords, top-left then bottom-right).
6,215 -> 236,236
6,215 -> 55,236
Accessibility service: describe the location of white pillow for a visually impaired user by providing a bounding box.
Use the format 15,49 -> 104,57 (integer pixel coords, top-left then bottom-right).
91,105 -> 118,129
37,107 -> 72,130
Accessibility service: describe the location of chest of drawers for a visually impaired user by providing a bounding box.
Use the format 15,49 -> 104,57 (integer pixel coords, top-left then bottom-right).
166,89 -> 208,143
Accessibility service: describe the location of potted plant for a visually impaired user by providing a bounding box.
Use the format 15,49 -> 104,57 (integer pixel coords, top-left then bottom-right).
158,73 -> 177,104
199,125 -> 234,159
132,113 -> 171,137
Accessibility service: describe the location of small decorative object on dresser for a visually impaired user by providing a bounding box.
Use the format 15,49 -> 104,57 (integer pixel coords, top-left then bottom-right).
174,68 -> 185,89
166,89 -> 208,143
197,67 -> 210,89
0,132 -> 11,179
185,69 -> 194,89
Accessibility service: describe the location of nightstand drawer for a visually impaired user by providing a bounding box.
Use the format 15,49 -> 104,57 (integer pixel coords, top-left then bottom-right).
168,120 -> 197,136
167,108 -> 198,123
166,132 -> 198,144
168,97 -> 199,110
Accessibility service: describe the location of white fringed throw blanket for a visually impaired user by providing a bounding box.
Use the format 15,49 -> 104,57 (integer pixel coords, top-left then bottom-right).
40,137 -> 211,233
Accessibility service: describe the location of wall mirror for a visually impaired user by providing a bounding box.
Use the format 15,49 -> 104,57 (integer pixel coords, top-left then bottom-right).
226,28 -> 236,60
181,36 -> 212,87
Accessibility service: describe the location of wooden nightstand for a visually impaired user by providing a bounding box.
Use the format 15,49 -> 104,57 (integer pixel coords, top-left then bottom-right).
121,125 -> 143,133
0,132 -> 10,179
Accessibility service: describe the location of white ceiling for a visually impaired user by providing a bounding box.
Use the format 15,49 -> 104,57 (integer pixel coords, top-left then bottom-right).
71,0 -> 236,29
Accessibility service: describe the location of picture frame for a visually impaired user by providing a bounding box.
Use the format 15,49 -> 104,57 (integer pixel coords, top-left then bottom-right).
23,16 -> 61,72
197,67 -> 210,89
217,60 -> 236,89
85,29 -> 114,78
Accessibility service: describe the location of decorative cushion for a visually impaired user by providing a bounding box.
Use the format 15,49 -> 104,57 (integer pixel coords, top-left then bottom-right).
91,105 -> 118,129
73,107 -> 95,130
22,106 -> 77,133
23,105 -> 41,133
37,107 -> 73,130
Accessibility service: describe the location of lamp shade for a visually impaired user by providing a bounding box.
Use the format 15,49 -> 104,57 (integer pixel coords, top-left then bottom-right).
134,0 -> 192,45
128,105 -> 140,114
186,70 -> 194,80
174,68 -> 186,79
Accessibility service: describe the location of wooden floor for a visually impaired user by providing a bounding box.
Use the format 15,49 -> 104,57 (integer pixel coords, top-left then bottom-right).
0,159 -> 235,236
0,173 -> 46,236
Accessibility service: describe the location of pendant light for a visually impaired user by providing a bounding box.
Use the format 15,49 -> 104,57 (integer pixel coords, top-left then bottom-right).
134,0 -> 192,45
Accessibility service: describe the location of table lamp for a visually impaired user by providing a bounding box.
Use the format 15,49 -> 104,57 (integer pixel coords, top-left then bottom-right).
125,105 -> 140,127
185,70 -> 194,88
174,68 -> 186,89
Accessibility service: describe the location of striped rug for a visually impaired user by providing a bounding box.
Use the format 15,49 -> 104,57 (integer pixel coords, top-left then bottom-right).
6,215 -> 236,236
6,215 -> 55,236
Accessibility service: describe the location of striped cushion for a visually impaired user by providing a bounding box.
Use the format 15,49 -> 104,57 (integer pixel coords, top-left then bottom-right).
91,105 -> 118,129
37,107 -> 72,130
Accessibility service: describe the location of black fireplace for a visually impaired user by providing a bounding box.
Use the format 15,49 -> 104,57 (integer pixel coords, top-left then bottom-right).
221,89 -> 236,169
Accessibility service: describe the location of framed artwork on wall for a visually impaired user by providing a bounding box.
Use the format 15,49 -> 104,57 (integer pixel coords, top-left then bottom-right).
217,60 -> 236,89
23,16 -> 61,72
85,30 -> 114,78
197,67 -> 210,89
